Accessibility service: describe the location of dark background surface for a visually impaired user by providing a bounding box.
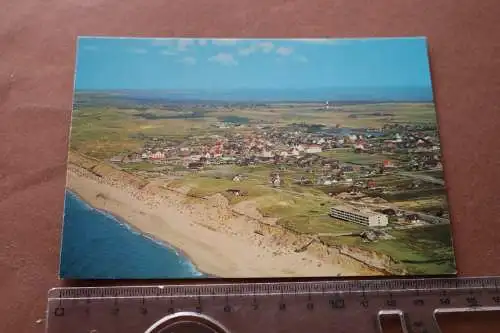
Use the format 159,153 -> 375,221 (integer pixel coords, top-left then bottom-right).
0,0 -> 499,332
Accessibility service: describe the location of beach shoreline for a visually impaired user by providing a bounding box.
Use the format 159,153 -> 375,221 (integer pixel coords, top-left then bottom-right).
65,190 -> 210,278
65,163 -> 374,278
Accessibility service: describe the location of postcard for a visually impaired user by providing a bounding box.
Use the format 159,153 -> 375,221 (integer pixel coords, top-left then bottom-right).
59,37 -> 456,279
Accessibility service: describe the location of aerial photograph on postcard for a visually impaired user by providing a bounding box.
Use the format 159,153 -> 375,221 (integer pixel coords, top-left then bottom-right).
59,37 -> 456,279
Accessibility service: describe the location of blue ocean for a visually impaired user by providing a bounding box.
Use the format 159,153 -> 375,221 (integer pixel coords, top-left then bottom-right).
59,191 -> 205,279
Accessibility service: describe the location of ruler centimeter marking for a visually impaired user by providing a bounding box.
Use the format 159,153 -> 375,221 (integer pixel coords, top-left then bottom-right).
46,277 -> 500,333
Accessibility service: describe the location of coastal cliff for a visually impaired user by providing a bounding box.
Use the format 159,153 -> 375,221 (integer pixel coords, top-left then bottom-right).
66,151 -> 406,276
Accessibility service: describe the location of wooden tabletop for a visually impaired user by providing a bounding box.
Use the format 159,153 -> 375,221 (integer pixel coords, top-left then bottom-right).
1,0 -> 499,332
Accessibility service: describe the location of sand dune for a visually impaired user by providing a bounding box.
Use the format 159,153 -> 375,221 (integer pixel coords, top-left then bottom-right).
66,168 -> 362,277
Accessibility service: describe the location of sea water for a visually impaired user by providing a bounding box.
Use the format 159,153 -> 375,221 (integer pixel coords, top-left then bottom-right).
59,191 -> 205,279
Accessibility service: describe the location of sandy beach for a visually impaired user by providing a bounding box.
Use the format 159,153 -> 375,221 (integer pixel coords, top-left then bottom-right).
66,165 -> 366,278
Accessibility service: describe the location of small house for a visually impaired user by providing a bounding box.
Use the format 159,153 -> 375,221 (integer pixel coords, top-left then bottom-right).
226,189 -> 242,196
405,214 -> 420,223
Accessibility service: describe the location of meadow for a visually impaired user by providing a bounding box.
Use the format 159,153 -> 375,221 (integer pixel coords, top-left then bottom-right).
320,225 -> 455,275
162,165 -> 452,275
68,98 -> 453,274
319,149 -> 387,165
70,101 -> 437,159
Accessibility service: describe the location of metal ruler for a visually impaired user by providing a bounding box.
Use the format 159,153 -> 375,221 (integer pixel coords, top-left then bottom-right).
46,276 -> 500,333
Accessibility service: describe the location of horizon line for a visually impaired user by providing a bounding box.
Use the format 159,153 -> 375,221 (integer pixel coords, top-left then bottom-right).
75,86 -> 432,91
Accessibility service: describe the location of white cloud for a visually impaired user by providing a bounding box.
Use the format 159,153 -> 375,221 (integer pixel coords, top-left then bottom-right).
297,38 -> 335,44
238,41 -> 274,56
180,56 -> 197,65
296,55 -> 308,63
198,39 -> 208,46
82,45 -> 97,51
131,48 -> 147,54
258,41 -> 274,53
177,39 -> 194,51
209,53 -> 238,66
151,39 -> 173,46
276,46 -> 293,56
238,45 -> 256,56
212,39 -> 239,46
161,50 -> 176,56
297,38 -> 371,45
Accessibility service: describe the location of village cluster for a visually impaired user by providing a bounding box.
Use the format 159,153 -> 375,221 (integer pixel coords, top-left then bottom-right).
111,121 -> 442,176
108,120 -> 447,232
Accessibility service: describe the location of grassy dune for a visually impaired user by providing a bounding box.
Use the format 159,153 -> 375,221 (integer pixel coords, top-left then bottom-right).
70,107 -> 218,158
321,225 -> 455,275
170,170 -> 454,275
166,170 -> 363,236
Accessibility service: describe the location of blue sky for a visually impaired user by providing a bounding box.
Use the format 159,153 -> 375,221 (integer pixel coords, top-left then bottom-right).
75,37 -> 432,92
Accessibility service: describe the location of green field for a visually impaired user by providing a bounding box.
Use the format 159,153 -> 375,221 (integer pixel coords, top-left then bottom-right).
319,149 -> 388,165
204,103 -> 437,128
70,107 -> 225,158
70,101 -> 453,275
392,196 -> 448,212
120,161 -> 162,172
175,172 -> 454,275
165,169 -> 363,236
69,107 -> 143,158
338,103 -> 437,125
70,102 -> 437,159
179,175 -> 273,203
321,225 -> 455,275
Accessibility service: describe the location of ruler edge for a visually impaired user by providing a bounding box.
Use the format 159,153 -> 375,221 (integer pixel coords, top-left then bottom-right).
47,276 -> 500,299
45,277 -> 500,333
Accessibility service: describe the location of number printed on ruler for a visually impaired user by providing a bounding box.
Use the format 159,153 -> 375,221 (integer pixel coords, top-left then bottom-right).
46,277 -> 500,333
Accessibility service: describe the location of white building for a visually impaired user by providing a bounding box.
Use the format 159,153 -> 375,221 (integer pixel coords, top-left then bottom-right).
260,150 -> 273,158
305,144 -> 322,154
189,154 -> 203,161
330,205 -> 388,227
272,174 -> 281,187
150,151 -> 165,160
280,151 -> 289,158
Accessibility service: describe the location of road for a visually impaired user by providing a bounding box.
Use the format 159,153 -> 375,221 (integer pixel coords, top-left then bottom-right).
349,200 -> 450,225
231,171 -> 450,225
